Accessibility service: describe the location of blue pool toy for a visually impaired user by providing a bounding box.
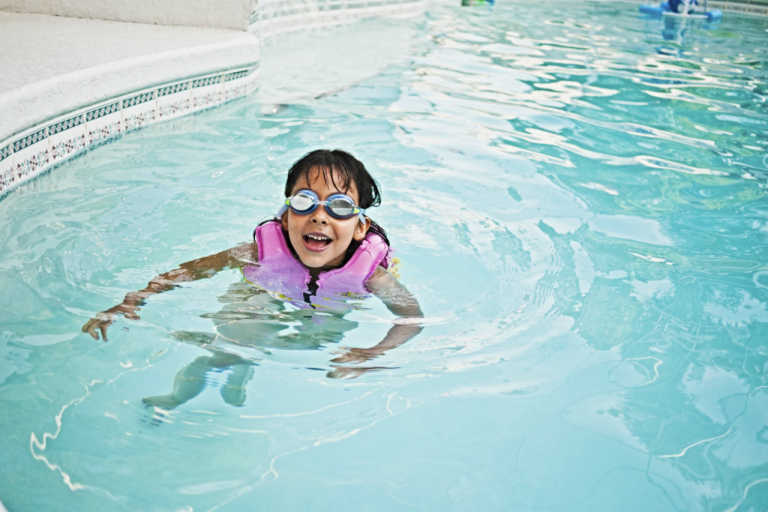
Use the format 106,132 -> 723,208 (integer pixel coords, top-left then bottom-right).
706,8 -> 723,20
639,0 -> 722,20
639,1 -> 670,16
670,0 -> 698,13
462,0 -> 495,6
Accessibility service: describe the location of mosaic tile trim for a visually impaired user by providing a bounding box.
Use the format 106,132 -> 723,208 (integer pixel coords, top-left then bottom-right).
50,132 -> 86,162
124,104 -> 157,131
158,82 -> 189,97
13,128 -> 47,152
0,65 -> 258,198
48,114 -> 84,136
158,94 -> 190,119
192,88 -> 222,109
1,170 -> 12,190
224,70 -> 249,82
14,146 -> 49,182
86,102 -> 121,122
122,91 -> 156,109
192,76 -> 222,89
251,0 -> 429,38
88,129 -> 119,147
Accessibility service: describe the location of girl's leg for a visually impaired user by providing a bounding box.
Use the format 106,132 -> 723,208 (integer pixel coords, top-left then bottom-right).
143,355 -> 214,410
143,351 -> 255,410
221,363 -> 255,407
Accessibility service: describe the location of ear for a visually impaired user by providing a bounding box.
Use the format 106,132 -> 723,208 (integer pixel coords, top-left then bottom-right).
281,211 -> 290,232
353,217 -> 372,242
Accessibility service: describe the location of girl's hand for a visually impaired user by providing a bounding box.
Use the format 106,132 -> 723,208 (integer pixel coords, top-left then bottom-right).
82,312 -> 116,342
81,304 -> 140,342
79,243 -> 256,342
327,267 -> 424,371
331,347 -> 382,364
326,365 -> 393,379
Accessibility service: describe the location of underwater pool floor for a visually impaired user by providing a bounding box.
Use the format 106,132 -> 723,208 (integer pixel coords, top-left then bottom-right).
1,2 -> 768,511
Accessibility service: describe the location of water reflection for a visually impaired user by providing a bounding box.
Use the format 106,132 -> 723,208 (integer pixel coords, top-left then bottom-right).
1,1 -> 768,510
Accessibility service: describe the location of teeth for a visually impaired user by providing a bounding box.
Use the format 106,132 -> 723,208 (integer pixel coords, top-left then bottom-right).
307,234 -> 330,241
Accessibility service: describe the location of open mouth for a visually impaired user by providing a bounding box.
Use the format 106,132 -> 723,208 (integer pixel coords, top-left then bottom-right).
303,233 -> 332,251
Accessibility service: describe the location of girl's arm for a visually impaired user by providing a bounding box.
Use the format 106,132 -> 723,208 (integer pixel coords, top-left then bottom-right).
81,242 -> 258,341
331,266 -> 424,365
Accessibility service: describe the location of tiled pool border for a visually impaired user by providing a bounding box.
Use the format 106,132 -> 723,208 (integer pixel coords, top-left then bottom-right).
598,0 -> 768,16
0,65 -> 258,198
250,0 -> 430,39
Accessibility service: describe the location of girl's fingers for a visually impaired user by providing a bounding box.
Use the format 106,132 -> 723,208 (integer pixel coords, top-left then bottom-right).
81,318 -> 111,341
82,320 -> 99,340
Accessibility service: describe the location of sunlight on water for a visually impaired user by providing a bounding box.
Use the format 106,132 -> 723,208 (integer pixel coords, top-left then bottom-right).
1,2 -> 768,510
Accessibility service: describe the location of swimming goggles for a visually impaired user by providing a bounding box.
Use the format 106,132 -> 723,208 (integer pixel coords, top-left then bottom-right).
277,189 -> 366,223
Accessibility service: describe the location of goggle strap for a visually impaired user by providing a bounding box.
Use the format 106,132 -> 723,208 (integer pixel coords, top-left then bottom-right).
276,204 -> 289,219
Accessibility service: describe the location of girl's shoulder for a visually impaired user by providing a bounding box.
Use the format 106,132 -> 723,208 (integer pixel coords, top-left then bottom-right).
365,265 -> 399,288
229,241 -> 259,266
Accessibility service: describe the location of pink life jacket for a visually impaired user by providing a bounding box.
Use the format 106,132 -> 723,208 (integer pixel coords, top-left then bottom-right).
242,221 -> 393,310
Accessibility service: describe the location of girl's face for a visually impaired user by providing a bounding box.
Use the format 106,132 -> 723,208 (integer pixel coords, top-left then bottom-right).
281,168 -> 371,270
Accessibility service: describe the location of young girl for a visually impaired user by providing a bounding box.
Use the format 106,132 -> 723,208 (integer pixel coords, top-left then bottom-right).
82,149 -> 423,407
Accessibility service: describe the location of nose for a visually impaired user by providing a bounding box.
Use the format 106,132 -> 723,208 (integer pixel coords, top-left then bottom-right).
309,204 -> 329,225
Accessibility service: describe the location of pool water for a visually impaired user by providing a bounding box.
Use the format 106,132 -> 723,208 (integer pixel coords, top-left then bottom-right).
2,2 -> 768,510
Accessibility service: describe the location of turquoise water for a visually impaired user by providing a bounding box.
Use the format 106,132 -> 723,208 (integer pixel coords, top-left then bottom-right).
2,2 -> 768,510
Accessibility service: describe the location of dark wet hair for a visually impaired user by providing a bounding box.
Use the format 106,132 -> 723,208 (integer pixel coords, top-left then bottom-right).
284,149 -> 382,212
263,149 -> 389,263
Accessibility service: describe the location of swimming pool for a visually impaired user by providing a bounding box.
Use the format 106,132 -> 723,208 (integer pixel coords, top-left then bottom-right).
2,1 -> 768,510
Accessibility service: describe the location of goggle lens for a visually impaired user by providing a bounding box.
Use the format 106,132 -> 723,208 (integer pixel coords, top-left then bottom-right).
290,192 -> 316,212
327,198 -> 356,217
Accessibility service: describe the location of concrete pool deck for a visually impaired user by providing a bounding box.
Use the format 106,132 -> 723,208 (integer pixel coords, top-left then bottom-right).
0,11 -> 259,143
